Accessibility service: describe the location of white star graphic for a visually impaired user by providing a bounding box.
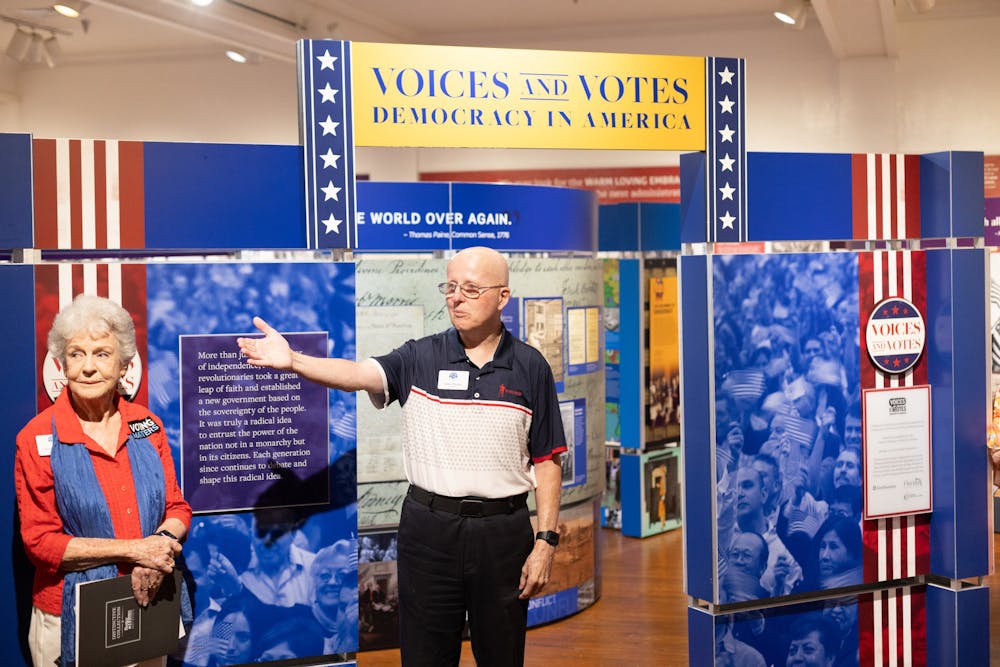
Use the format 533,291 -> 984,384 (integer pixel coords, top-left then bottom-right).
720,212 -> 736,229
719,182 -> 735,200
719,154 -> 736,172
318,83 -> 339,103
718,95 -> 735,114
718,66 -> 735,85
322,213 -> 342,234
321,181 -> 342,201
319,115 -> 340,136
320,148 -> 341,169
718,125 -> 735,143
316,50 -> 337,71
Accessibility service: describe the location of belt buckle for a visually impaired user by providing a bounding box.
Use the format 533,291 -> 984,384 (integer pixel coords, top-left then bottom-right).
459,499 -> 485,517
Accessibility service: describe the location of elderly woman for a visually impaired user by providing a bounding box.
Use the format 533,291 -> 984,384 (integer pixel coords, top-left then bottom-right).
15,294 -> 191,667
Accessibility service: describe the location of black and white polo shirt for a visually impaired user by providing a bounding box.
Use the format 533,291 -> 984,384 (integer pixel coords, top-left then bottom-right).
370,327 -> 567,499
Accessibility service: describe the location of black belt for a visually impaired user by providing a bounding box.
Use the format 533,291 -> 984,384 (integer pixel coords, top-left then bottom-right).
407,485 -> 528,517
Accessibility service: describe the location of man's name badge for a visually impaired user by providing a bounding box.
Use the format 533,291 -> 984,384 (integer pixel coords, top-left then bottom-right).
438,370 -> 469,391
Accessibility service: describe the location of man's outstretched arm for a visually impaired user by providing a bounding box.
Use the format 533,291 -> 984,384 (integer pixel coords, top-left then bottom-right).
237,316 -> 384,395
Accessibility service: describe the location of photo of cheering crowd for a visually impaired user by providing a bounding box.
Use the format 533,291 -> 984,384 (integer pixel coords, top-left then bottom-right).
712,252 -> 864,606
179,511 -> 358,665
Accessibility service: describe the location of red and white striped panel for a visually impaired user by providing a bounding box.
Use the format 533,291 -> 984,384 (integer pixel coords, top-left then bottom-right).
32,138 -> 145,250
852,153 -> 920,241
858,249 -> 930,667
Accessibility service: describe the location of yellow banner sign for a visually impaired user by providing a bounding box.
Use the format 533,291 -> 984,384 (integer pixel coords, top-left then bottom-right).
351,42 -> 706,151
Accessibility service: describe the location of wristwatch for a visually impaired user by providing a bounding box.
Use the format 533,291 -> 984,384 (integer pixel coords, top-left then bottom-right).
535,530 -> 560,547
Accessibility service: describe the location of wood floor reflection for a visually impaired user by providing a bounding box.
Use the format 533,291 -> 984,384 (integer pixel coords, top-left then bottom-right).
361,526 -> 1000,666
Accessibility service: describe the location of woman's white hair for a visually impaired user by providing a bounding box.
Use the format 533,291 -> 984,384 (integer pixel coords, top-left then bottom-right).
47,294 -> 137,367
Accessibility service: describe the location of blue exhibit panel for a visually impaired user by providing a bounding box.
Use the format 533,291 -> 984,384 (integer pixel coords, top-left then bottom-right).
920,152 -> 986,239
527,586 -> 580,626
679,255 -> 714,601
144,142 -> 306,249
746,152 -> 854,242
618,260 -> 641,448
356,181 -> 452,251
599,203 -> 680,252
451,182 -> 596,252
926,584 -> 990,667
688,607 -> 714,667
638,202 -> 680,251
0,133 -> 33,249
619,452 -> 641,537
927,248 -> 990,579
680,152 -> 707,244
0,266 -> 40,667
598,203 -> 640,251
355,181 -> 597,253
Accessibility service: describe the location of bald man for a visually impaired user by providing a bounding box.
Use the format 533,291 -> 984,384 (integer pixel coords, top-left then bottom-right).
238,247 -> 566,667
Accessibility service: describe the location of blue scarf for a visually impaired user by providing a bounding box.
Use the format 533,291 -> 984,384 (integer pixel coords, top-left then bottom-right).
50,415 -> 189,666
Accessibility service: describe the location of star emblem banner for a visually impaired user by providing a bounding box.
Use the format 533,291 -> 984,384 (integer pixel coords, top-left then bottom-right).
706,57 -> 747,242
298,39 -> 357,249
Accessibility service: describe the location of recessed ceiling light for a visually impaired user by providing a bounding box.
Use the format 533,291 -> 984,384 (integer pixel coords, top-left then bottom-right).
192,0 -> 214,6
52,1 -> 83,19
225,49 -> 248,64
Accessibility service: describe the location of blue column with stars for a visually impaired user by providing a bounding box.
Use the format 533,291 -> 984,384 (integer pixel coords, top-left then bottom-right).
705,57 -> 747,243
298,39 -> 357,249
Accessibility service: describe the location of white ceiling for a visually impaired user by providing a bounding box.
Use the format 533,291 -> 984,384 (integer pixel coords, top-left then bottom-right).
1,0 -> 998,68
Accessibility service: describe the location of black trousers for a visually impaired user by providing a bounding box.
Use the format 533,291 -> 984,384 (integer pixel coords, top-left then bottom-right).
396,494 -> 534,667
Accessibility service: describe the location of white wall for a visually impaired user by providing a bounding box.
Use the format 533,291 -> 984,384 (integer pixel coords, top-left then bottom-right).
2,14 -> 998,181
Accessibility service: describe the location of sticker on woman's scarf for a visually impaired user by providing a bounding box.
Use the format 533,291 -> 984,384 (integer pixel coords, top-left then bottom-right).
438,370 -> 469,391
128,417 -> 161,439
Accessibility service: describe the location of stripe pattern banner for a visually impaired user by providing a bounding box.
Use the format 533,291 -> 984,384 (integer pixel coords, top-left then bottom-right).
298,39 -> 357,250
852,153 -> 921,241
706,57 -> 747,242
858,250 -> 930,667
32,138 -> 146,251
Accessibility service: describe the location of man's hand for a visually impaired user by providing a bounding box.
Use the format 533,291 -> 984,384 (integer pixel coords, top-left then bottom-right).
237,316 -> 293,370
518,540 -> 555,600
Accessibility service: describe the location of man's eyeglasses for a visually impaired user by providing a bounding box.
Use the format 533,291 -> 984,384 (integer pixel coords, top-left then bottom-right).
437,282 -> 507,299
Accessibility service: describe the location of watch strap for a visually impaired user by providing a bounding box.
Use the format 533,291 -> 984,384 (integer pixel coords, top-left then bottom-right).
535,530 -> 559,546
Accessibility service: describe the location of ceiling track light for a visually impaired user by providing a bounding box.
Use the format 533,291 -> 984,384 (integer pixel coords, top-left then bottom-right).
41,34 -> 61,67
2,15 -> 71,66
774,0 -> 808,29
6,27 -> 32,61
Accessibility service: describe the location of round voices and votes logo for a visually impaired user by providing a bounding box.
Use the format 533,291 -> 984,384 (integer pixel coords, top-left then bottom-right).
865,296 -> 925,374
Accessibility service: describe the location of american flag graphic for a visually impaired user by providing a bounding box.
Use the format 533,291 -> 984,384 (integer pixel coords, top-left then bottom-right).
858,250 -> 930,667
852,153 -> 921,241
298,39 -> 357,250
31,138 -> 150,408
706,57 -> 747,242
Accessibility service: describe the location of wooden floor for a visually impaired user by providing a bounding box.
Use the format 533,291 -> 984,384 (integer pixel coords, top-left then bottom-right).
360,527 -> 1000,666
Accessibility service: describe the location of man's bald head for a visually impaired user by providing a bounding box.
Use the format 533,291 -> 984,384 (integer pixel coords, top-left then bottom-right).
448,246 -> 509,286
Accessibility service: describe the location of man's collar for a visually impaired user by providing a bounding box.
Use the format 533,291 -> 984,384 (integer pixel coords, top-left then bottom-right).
447,326 -> 514,368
